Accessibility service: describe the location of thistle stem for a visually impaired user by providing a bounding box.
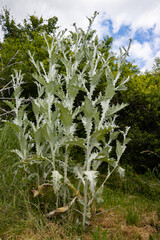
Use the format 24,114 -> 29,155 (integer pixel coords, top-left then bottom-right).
83,180 -> 88,228
83,135 -> 90,228
64,144 -> 69,206
51,146 -> 56,171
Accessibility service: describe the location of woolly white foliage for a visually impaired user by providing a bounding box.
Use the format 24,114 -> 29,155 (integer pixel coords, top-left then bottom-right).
84,170 -> 99,195
74,165 -> 85,186
5,12 -> 131,228
51,170 -> 63,194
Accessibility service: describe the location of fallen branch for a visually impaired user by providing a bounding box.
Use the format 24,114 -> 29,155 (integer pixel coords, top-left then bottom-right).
94,205 -> 120,216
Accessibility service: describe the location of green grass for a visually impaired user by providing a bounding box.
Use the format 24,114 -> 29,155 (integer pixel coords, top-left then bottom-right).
91,225 -> 108,240
126,207 -> 140,225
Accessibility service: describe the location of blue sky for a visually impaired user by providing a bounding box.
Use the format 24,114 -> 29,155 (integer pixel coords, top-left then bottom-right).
1,0 -> 160,72
100,19 -> 159,71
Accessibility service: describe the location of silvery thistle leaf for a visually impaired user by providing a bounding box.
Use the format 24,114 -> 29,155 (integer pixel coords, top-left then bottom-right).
117,166 -> 125,178
105,77 -> 115,99
84,170 -> 99,195
116,140 -> 126,161
74,165 -> 85,186
3,100 -> 15,110
52,170 -> 63,194
89,184 -> 104,205
105,103 -> 128,119
12,149 -> 24,160
92,160 -> 102,171
88,152 -> 98,165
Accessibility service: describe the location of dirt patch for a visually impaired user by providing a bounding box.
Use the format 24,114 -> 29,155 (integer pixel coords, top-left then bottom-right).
83,209 -> 160,240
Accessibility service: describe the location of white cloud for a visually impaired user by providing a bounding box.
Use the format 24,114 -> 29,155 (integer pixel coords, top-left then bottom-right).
153,37 -> 160,51
1,0 -> 160,33
156,51 -> 160,58
1,0 -> 160,71
130,41 -> 153,60
129,40 -> 155,71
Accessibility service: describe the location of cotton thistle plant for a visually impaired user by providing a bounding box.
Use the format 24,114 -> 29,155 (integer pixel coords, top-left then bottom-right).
4,71 -> 32,162
6,12 -> 131,228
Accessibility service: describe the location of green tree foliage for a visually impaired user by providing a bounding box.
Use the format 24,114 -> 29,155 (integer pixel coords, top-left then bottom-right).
0,7 -> 58,98
119,67 -> 160,173
0,7 -> 58,39
153,57 -> 160,75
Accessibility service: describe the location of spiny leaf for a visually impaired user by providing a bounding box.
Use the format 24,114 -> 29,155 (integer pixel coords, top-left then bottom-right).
67,84 -> 79,101
5,122 -> 21,133
116,84 -> 127,91
91,127 -> 111,142
91,69 -> 104,88
116,140 -> 126,161
33,73 -> 46,85
12,149 -> 24,159
74,165 -> 85,185
106,103 -> 128,118
60,56 -> 72,71
14,86 -> 22,98
42,123 -> 53,143
75,50 -> 84,62
105,78 -> 115,99
68,137 -> 85,149
110,131 -> 119,141
83,97 -> 94,119
106,67 -> 114,81
89,184 -> 104,205
52,170 -> 63,193
3,100 -> 15,110
17,105 -> 28,123
124,137 -> 131,145
117,166 -> 125,178
32,100 -> 40,116
57,103 -> 73,129
81,116 -> 93,137
88,152 -> 98,164
84,171 -> 98,195
34,128 -> 43,146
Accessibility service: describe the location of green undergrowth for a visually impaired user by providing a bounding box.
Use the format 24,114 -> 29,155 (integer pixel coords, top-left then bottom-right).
105,165 -> 160,201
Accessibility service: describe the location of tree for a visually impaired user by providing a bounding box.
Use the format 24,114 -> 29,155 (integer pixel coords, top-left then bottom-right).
0,7 -> 58,96
0,7 -> 58,39
118,70 -> 160,173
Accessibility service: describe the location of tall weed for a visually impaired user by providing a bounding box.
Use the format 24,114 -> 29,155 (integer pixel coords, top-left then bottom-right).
4,12 -> 131,228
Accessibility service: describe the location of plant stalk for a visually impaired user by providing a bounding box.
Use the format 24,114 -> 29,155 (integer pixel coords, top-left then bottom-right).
64,144 -> 69,206
51,146 -> 56,171
83,134 -> 90,228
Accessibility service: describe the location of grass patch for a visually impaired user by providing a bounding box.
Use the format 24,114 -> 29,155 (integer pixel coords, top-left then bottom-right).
126,207 -> 140,226
91,225 -> 108,240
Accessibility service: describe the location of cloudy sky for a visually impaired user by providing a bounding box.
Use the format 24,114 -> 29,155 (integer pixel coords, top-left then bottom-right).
0,0 -> 160,72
